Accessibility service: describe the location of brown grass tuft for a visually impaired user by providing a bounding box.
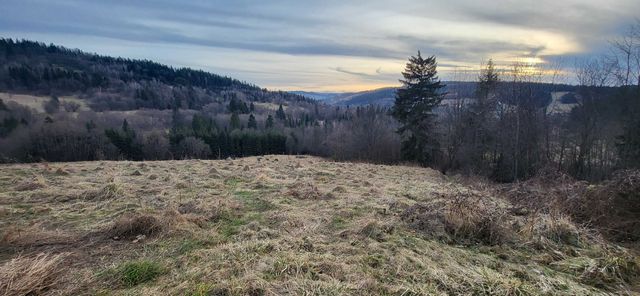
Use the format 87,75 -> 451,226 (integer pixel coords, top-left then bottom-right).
402,192 -> 512,245
0,252 -> 70,296
82,183 -> 123,200
567,170 -> 640,242
54,168 -> 69,175
287,182 -> 333,200
14,176 -> 46,191
108,213 -> 163,240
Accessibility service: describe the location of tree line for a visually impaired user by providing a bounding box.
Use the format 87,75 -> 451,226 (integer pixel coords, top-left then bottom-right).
1,21 -> 639,183
391,21 -> 640,181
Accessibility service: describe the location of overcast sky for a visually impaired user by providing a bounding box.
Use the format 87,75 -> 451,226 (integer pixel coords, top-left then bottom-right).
1,0 -> 638,91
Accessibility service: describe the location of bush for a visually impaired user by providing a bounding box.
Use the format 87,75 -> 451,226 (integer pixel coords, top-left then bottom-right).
401,192 -> 512,245
567,170 -> 640,241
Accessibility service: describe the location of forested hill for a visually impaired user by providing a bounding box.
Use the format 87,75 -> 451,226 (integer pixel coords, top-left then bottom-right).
0,38 -> 312,110
0,39 -> 400,163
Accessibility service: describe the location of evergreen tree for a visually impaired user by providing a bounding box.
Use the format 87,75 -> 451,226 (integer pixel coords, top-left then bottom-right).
250,102 -> 255,112
247,114 -> 258,129
105,119 -> 143,160
230,112 -> 241,130
276,104 -> 286,120
391,52 -> 444,166
85,120 -> 96,131
469,59 -> 499,171
265,114 -> 274,129
43,96 -> 60,114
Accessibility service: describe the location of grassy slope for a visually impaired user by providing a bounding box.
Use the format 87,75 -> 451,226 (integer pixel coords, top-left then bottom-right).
0,156 -> 637,295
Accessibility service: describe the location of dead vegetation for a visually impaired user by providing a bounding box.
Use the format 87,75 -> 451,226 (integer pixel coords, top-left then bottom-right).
0,252 -> 69,296
108,214 -> 164,240
401,191 -> 512,245
13,175 -> 46,191
0,156 -> 638,295
82,182 -> 123,200
569,170 -> 640,242
504,168 -> 640,244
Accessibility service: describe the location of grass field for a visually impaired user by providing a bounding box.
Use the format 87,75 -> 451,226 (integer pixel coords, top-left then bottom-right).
0,156 -> 638,295
0,92 -> 88,112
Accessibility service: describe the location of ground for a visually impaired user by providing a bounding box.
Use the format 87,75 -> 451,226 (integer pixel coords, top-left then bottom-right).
0,156 -> 638,295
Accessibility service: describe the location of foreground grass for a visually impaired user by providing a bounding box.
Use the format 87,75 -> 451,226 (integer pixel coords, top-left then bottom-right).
0,156 -> 638,295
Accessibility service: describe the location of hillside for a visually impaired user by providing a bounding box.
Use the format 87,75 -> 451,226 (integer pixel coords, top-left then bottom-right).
1,156 -> 638,295
293,82 -> 578,108
0,39 -> 402,164
0,39 -> 312,110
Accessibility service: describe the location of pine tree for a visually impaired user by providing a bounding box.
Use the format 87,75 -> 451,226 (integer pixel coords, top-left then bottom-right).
43,96 -> 60,114
391,52 -> 444,166
247,114 -> 258,129
276,104 -> 286,120
230,113 -> 241,130
469,59 -> 499,170
265,114 -> 274,129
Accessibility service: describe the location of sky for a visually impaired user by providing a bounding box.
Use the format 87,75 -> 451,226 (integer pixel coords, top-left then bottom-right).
1,0 -> 639,92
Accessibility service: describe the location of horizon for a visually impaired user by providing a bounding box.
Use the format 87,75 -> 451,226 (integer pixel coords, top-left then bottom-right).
2,0 -> 639,92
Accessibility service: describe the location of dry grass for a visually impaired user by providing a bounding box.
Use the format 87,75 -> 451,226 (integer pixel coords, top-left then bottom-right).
0,156 -> 638,295
13,175 -> 46,191
108,213 -> 164,240
0,252 -> 69,296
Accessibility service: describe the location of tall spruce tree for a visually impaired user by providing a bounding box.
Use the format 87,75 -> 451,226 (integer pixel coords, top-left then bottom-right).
265,114 -> 274,129
230,113 -> 241,130
247,114 -> 258,129
391,52 -> 444,166
276,104 -> 286,120
469,59 -> 499,171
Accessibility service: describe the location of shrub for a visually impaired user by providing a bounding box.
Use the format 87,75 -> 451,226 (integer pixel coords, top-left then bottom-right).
401,192 -> 512,245
568,170 -> 640,242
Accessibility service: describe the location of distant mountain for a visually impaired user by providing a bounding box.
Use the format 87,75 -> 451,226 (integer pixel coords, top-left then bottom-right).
293,81 -> 579,108
290,88 -> 395,106
292,82 -> 478,107
288,91 -> 344,102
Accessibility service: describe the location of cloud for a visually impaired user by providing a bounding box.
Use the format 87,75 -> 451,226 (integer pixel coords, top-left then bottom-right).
1,0 -> 638,91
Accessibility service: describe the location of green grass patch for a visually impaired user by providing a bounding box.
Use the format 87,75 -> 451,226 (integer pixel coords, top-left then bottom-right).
187,283 -> 215,296
111,260 -> 165,287
217,212 -> 265,239
224,176 -> 244,188
330,216 -> 348,230
177,238 -> 209,255
234,190 -> 274,212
